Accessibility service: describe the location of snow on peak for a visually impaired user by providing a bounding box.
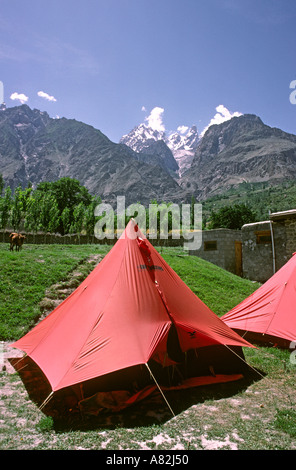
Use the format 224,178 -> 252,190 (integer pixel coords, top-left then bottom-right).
120,123 -> 199,154
120,123 -> 166,152
167,125 -> 199,152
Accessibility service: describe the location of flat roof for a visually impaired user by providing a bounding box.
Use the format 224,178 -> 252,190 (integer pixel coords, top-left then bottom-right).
242,221 -> 270,228
270,209 -> 296,220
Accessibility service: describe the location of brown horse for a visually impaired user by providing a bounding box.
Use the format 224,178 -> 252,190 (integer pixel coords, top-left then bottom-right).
9,233 -> 26,251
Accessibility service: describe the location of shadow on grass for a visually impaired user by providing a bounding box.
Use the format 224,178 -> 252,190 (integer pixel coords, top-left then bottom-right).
52,367 -> 265,432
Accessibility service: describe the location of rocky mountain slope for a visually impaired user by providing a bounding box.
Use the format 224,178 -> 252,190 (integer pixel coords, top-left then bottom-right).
181,114 -> 296,199
2,105 -> 296,208
0,105 -> 183,206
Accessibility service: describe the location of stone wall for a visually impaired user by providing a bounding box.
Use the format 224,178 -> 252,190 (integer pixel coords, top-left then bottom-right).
280,218 -> 296,259
241,211 -> 296,282
241,221 -> 276,282
190,211 -> 296,283
0,229 -> 185,247
189,228 -> 242,275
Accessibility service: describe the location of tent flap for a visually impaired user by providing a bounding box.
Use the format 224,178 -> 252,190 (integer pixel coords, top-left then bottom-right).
222,253 -> 296,347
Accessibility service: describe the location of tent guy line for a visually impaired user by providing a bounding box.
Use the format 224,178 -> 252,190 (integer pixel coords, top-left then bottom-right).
145,363 -> 175,417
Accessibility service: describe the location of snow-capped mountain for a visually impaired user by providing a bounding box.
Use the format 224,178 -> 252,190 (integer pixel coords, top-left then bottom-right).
0,104 -> 183,206
120,123 -> 166,153
167,125 -> 199,152
166,126 -> 199,177
120,124 -> 199,177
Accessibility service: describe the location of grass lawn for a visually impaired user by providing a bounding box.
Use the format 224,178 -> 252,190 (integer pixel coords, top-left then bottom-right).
0,242 -> 110,340
159,247 -> 260,316
0,242 -> 295,451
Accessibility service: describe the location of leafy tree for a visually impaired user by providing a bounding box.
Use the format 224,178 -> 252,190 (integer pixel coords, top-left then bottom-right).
61,207 -> 71,235
0,186 -> 12,235
39,193 -> 60,233
72,202 -> 85,237
47,198 -> 60,234
19,183 -> 33,214
37,177 -> 92,234
24,191 -> 42,234
11,186 -> 23,231
0,174 -> 4,197
208,203 -> 257,230
84,195 -> 102,238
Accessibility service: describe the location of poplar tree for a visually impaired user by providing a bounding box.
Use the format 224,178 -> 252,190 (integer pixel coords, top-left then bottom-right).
0,186 -> 12,240
11,186 -> 23,231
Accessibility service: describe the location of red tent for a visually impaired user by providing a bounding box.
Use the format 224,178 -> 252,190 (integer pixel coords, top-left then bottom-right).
10,219 -> 253,418
222,253 -> 296,348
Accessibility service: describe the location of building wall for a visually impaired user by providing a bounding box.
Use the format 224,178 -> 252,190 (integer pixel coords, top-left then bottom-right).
241,221 -> 275,282
283,217 -> 296,259
241,216 -> 295,282
189,228 -> 242,275
190,214 -> 296,283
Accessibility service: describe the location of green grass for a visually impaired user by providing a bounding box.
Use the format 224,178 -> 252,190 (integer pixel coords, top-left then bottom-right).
0,243 -> 110,340
275,408 -> 296,437
0,243 -> 259,341
159,248 -> 260,316
0,242 -> 295,450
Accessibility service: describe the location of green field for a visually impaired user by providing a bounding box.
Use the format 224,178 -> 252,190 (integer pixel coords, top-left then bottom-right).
0,243 -> 111,340
0,243 -> 295,450
0,243 -> 260,341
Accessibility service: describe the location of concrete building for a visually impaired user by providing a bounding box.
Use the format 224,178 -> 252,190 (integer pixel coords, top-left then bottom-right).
242,209 -> 296,282
190,209 -> 296,283
189,228 -> 243,277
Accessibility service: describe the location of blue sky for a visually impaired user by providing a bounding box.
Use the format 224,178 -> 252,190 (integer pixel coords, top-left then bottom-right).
0,0 -> 296,142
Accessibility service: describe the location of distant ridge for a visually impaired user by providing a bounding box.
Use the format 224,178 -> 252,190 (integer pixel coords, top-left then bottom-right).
1,105 -> 296,208
0,104 -> 183,206
181,114 -> 296,199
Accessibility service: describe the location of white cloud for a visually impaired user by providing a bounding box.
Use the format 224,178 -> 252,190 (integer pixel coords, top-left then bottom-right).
200,104 -> 242,137
177,125 -> 189,135
10,92 -> 29,104
141,106 -> 146,112
37,91 -> 57,102
145,106 -> 165,132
